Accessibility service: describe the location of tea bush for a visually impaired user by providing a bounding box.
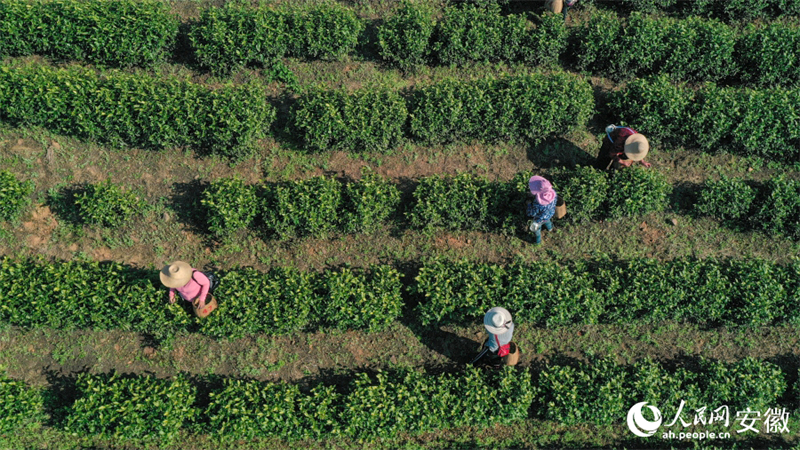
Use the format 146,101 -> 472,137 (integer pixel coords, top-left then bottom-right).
73,179 -> 144,228
284,2 -> 363,61
605,166 -> 672,218
0,373 -> 44,433
0,0 -> 178,68
548,166 -> 610,223
695,176 -> 756,222
0,170 -> 34,222
0,64 -> 274,159
536,356 -> 785,425
289,87 -> 408,153
321,265 -> 404,332
377,0 -> 436,70
738,22 -> 800,87
408,72 -> 593,146
262,176 -> 343,239
201,177 -> 258,237
66,372 -> 196,443
341,168 -> 401,234
753,176 -> 800,238
588,0 -> 800,21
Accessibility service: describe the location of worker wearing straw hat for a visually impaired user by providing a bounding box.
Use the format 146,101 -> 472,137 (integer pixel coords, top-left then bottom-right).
526,176 -> 558,245
546,0 -> 578,21
160,261 -> 211,309
483,306 -> 515,361
595,124 -> 652,170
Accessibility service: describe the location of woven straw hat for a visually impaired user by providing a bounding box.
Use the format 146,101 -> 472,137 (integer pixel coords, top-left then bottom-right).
624,134 -> 649,161
484,306 -> 513,335
546,0 -> 564,14
160,261 -> 192,288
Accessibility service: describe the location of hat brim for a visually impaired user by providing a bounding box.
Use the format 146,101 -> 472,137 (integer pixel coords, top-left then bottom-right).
624,134 -> 649,161
485,324 -> 510,335
160,261 -> 192,288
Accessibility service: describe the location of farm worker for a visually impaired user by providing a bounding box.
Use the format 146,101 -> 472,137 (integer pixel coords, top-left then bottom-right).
484,306 -> 514,359
160,260 -> 210,309
526,176 -> 557,245
546,0 -> 578,21
595,124 -> 651,170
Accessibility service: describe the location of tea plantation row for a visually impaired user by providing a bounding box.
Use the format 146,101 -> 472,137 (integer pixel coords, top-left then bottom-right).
0,64 -> 592,158
0,356 -> 790,443
2,255 -> 800,339
3,0 -> 800,88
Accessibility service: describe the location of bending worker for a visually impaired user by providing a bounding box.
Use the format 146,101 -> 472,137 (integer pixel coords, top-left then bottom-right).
160,260 -> 210,310
526,176 -> 557,245
595,124 -> 651,170
484,306 -> 514,359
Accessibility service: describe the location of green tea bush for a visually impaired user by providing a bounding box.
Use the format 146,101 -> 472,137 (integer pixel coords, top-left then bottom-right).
289,87 -> 408,152
572,9 -> 621,74
753,176 -> 800,238
66,372 -> 196,443
321,265 -> 403,332
536,356 -> 785,425
408,73 -> 593,146
377,0 -> 436,70
0,170 -> 34,222
73,179 -> 144,228
549,166 -> 610,223
342,168 -> 401,233
206,379 -> 341,441
738,22 -> 800,87
284,2 -> 363,60
262,176 -> 343,239
189,5 -> 288,75
730,88 -> 800,160
605,166 -> 672,218
0,373 -> 44,433
0,0 -> 178,68
521,12 -> 568,67
432,3 -> 528,66
201,177 -> 258,237
407,173 -> 514,232
0,64 -> 274,158
198,267 -> 316,338
695,176 -> 756,222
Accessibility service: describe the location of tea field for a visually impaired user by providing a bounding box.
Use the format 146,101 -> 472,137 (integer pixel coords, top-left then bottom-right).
1,0 -> 800,448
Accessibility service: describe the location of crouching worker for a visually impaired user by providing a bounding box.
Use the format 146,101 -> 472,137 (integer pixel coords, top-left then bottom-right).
483,306 -> 520,366
160,260 -> 217,318
595,124 -> 651,170
526,176 -> 557,245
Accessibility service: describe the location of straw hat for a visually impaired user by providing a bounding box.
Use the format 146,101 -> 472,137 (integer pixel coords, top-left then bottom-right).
529,176 -> 556,206
624,134 -> 649,161
484,306 -> 513,335
160,261 -> 192,288
546,0 -> 563,14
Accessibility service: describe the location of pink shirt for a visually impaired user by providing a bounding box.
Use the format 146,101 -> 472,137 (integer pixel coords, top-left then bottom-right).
168,270 -> 210,304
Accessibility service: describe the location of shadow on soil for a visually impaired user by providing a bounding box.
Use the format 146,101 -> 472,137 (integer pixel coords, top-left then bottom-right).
527,138 -> 595,169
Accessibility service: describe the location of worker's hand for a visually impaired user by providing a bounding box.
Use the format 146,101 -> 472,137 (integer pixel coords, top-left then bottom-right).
641,161 -> 652,168
168,296 -> 175,305
197,300 -> 205,310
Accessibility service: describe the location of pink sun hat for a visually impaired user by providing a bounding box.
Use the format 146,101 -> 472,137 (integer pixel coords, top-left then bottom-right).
528,176 -> 556,205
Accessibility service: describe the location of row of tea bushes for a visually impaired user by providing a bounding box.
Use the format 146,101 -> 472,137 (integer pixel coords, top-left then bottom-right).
0,259 -> 402,339
696,175 -> 800,238
1,357 -> 789,443
584,0 -> 800,20
574,10 -> 800,86
413,257 -> 800,327
0,64 -> 274,159
607,75 -> 800,162
0,0 -> 178,68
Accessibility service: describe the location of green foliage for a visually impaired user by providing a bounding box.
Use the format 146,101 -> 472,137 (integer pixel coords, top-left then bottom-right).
522,12 -> 568,67
321,265 -> 404,332
536,356 -> 786,426
0,373 -> 44,433
695,175 -> 755,222
408,73 -> 593,146
342,168 -> 401,234
262,176 -> 343,239
201,177 -> 258,237
190,5 -> 288,75
0,0 -> 178,67
407,173 -> 515,232
289,87 -> 408,153
0,170 -> 34,222
605,166 -> 672,218
753,176 -> 800,238
0,64 -> 274,158
66,372 -> 196,443
73,179 -> 144,228
284,2 -> 363,60
377,0 -> 436,70
549,166 -> 610,223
